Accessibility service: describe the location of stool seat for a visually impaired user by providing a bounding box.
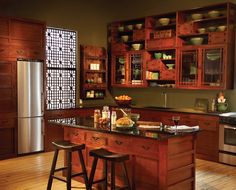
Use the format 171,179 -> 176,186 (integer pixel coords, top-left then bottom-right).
88,148 -> 131,190
89,148 -> 129,162
47,140 -> 89,190
52,140 -> 85,151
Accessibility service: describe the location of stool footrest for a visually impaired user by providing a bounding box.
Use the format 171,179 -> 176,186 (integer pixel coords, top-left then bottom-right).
71,172 -> 85,178
54,166 -> 68,172
92,178 -> 106,184
52,175 -> 67,183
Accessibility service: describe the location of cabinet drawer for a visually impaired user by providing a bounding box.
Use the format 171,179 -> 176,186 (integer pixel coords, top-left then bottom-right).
86,132 -> 107,146
132,138 -> 158,157
70,129 -> 85,143
198,119 -> 218,131
0,119 -> 16,129
108,135 -> 131,151
10,45 -> 44,59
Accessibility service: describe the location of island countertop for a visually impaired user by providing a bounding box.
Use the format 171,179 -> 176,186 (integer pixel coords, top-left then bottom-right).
49,116 -> 199,140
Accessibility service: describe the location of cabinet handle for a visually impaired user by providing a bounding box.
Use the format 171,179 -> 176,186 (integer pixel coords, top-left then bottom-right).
17,50 -> 24,54
92,136 -> 99,141
115,140 -> 123,145
141,145 -> 150,150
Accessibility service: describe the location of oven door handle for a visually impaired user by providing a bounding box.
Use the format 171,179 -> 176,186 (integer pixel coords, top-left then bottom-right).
224,125 -> 236,130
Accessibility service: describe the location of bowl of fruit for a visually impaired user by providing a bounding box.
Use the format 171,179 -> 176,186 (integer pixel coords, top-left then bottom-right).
114,95 -> 132,107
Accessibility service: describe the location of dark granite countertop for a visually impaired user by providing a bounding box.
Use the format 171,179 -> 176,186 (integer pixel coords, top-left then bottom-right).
49,116 -> 200,140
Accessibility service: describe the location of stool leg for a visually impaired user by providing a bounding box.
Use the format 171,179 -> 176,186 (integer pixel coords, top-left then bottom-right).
122,162 -> 131,190
47,149 -> 59,190
103,160 -> 108,190
67,150 -> 72,190
88,157 -> 98,190
111,162 -> 115,190
78,150 -> 89,190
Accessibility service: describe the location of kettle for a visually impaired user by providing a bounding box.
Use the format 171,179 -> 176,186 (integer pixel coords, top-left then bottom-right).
217,102 -> 228,112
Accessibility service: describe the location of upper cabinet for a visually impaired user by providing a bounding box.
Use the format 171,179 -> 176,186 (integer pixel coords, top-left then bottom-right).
108,2 -> 236,89
177,2 -> 236,89
80,45 -> 107,99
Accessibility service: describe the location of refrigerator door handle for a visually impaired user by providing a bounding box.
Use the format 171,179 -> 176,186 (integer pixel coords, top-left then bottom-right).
41,92 -> 44,115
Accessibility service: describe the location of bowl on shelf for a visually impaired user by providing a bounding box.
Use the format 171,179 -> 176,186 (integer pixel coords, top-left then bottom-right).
158,18 -> 170,26
197,28 -> 206,34
208,10 -> 220,18
217,25 -> 226,32
190,37 -> 204,45
191,13 -> 203,20
126,24 -> 133,31
121,35 -> 129,42
132,43 -> 142,50
135,23 -> 143,29
166,63 -> 175,70
154,52 -> 162,59
118,26 -> 124,32
207,26 -> 216,32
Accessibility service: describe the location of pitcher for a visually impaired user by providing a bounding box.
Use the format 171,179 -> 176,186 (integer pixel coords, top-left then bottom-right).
217,102 -> 228,112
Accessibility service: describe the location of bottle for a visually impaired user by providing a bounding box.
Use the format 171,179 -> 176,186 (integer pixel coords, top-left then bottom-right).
102,106 -> 110,119
211,98 -> 216,112
94,109 -> 101,123
111,111 -> 117,125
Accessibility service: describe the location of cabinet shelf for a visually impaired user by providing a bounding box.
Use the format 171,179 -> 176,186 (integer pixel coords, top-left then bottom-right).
84,69 -> 106,73
155,23 -> 176,30
191,15 -> 227,23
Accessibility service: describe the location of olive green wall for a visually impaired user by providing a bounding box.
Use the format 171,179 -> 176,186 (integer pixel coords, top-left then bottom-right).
1,0 -> 236,110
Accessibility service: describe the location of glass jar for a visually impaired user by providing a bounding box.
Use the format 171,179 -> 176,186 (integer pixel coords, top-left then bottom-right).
94,109 -> 101,123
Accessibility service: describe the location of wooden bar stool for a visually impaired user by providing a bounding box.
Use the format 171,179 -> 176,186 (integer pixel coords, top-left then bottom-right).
88,148 -> 131,190
47,140 -> 89,190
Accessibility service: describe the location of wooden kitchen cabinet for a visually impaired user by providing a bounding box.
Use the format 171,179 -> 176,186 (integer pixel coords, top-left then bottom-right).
108,2 -> 236,89
176,2 -> 236,89
80,45 -> 107,99
0,117 -> 17,160
111,50 -> 148,87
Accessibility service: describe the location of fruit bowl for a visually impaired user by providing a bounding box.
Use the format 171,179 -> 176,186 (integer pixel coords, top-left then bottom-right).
115,95 -> 132,107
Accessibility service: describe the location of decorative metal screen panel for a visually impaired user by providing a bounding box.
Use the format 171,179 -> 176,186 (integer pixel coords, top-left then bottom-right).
46,27 -> 77,110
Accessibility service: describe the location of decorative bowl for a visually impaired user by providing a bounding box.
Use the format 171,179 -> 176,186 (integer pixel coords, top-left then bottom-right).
135,23 -> 143,29
208,10 -> 220,18
197,28 -> 206,34
208,26 -> 216,32
132,43 -> 142,50
115,99 -> 132,107
191,13 -> 203,20
190,37 -> 204,45
121,35 -> 129,42
158,18 -> 170,26
217,25 -> 226,32
154,52 -> 162,59
118,26 -> 124,32
166,63 -> 175,70
126,24 -> 133,31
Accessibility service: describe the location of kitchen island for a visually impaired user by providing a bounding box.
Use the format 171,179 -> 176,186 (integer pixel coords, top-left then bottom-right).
49,116 -> 199,190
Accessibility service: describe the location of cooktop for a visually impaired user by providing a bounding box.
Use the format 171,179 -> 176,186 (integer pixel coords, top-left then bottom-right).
219,112 -> 236,124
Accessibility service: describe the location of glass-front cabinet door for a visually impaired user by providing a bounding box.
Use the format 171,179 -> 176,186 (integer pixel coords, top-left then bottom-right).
112,53 -> 127,86
128,51 -> 146,87
201,47 -> 224,88
179,49 -> 198,88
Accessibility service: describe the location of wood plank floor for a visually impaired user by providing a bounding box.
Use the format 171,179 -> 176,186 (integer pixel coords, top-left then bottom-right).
0,152 -> 236,190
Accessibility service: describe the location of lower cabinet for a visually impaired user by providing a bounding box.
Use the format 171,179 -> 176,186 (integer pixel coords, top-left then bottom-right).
64,127 -> 196,190
0,117 -> 17,160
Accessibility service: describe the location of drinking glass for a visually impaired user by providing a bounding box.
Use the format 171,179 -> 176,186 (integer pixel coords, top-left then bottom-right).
172,116 -> 180,133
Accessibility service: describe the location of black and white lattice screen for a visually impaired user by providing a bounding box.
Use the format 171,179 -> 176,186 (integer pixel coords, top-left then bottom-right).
46,27 -> 77,110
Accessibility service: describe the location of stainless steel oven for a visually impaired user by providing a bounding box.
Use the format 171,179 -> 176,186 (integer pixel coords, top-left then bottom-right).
219,112 -> 236,166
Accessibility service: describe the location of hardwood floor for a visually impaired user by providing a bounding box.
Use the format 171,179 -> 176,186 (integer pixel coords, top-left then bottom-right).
0,152 -> 236,190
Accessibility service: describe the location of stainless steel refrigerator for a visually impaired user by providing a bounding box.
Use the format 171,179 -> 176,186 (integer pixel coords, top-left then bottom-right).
17,59 -> 44,154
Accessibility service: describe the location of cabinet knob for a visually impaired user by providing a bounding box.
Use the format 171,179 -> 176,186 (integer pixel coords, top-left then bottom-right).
141,145 -> 150,150
115,140 -> 123,145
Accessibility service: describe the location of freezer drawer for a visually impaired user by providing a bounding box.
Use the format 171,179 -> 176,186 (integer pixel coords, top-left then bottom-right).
18,117 -> 44,154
